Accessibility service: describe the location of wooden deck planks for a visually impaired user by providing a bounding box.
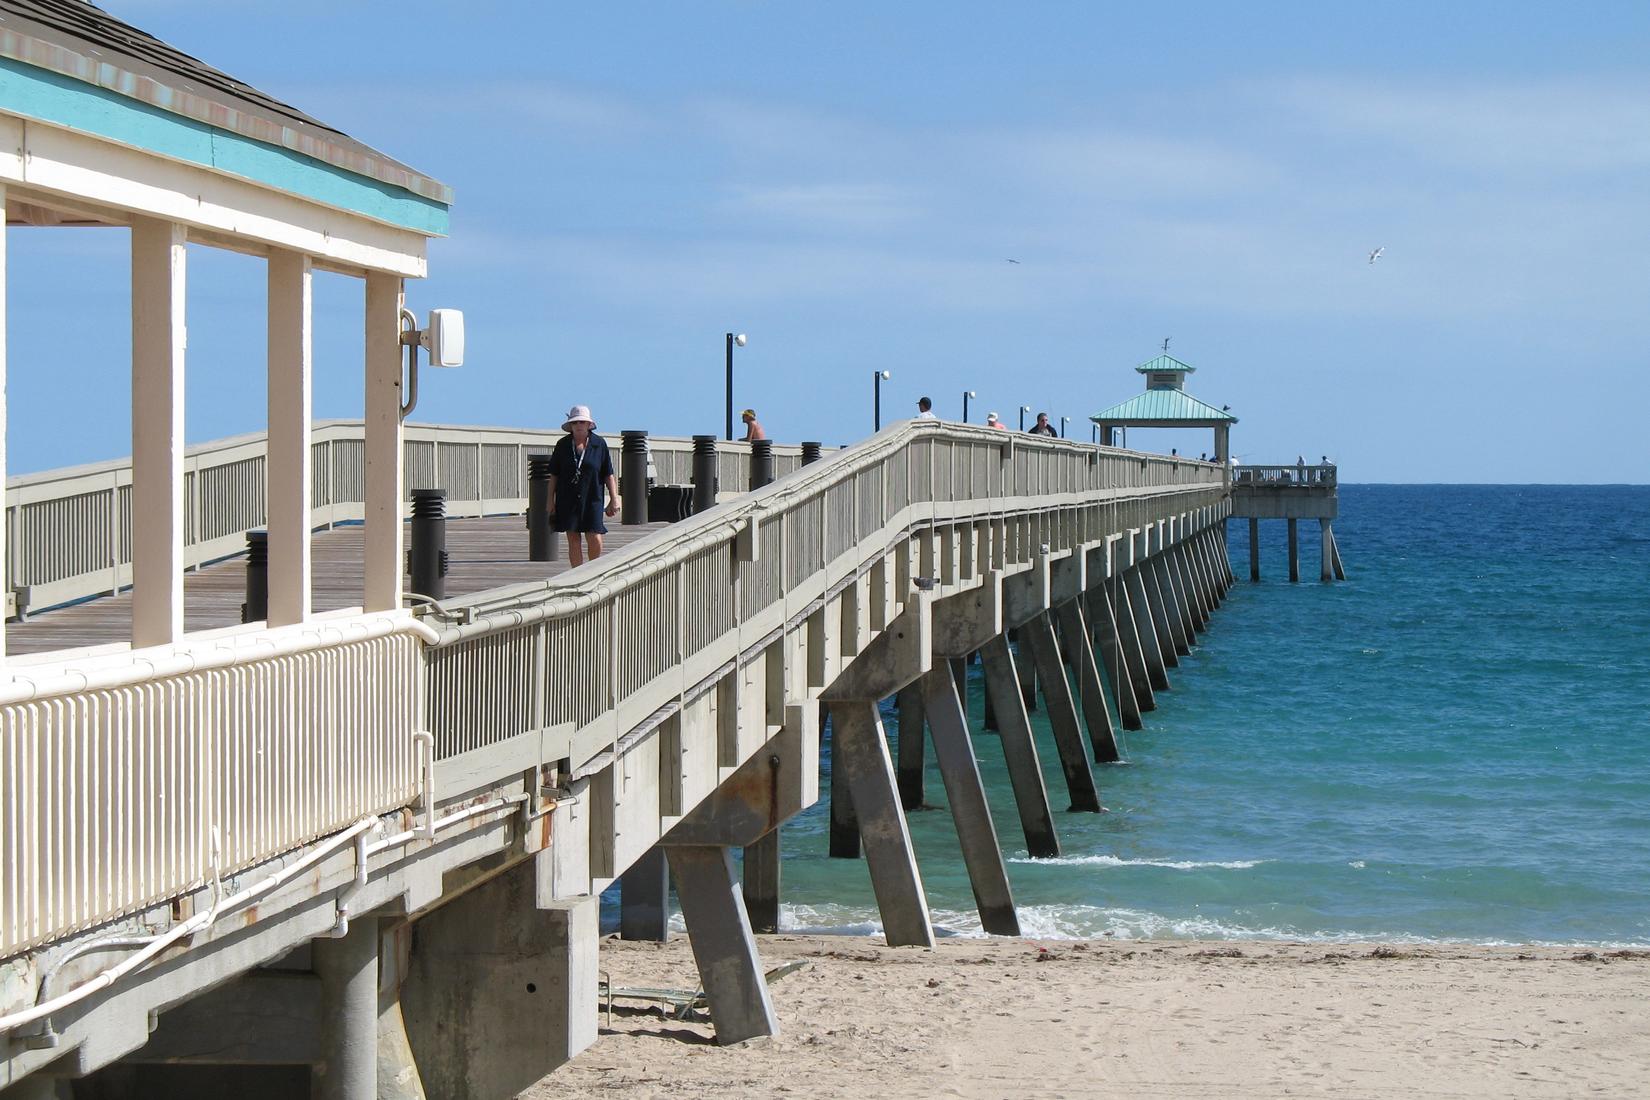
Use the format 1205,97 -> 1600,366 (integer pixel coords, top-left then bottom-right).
5,517 -> 673,656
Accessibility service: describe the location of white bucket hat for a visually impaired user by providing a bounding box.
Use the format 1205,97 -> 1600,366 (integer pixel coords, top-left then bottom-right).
561,405 -> 596,432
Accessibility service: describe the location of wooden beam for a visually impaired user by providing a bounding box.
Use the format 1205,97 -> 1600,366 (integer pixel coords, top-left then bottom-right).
130,217 -> 187,647
266,249 -> 313,626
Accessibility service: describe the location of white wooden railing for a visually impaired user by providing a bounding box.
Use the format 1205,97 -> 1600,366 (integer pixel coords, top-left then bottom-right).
4,423 -> 805,618
0,419 -> 1223,961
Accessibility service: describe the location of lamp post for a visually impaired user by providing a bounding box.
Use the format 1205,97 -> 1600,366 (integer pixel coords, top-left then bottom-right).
724,332 -> 747,441
1059,416 -> 1070,439
1091,423 -> 1098,444
962,390 -> 976,423
873,370 -> 892,431
1018,405 -> 1032,431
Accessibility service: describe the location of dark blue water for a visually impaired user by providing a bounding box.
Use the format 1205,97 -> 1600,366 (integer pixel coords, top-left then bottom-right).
774,485 -> 1650,944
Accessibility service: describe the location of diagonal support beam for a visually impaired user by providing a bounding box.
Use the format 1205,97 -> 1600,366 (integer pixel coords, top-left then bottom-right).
979,634 -> 1060,858
829,700 -> 936,947
666,846 -> 779,1044
919,665 -> 1019,935
1089,584 -> 1144,730
1057,599 -> 1122,763
1022,612 -> 1102,812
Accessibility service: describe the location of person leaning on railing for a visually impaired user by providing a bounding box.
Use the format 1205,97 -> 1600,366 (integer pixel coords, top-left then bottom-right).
549,405 -> 620,566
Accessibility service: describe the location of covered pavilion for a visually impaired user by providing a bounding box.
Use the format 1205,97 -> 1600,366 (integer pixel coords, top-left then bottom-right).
1090,354 -> 1236,471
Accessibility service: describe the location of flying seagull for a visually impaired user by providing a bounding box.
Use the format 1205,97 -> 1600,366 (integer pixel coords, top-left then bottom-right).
1006,259 -> 1021,264
1368,247 -> 1385,265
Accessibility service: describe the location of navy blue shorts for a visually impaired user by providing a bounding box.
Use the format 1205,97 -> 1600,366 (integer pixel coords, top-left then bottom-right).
554,490 -> 608,534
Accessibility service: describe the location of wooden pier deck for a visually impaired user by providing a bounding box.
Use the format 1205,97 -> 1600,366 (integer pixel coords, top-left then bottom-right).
6,517 -> 673,655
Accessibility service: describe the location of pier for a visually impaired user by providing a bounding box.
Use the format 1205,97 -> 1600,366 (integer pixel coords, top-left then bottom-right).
1231,463 -> 1345,582
0,6 -> 1307,1097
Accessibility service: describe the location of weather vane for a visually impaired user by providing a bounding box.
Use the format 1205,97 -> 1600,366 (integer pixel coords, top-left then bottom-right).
1162,337 -> 1171,353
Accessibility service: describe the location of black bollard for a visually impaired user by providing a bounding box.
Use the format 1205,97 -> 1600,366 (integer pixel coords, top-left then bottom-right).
527,453 -> 557,562
750,438 -> 775,489
241,528 -> 268,623
410,488 -> 448,600
691,434 -> 718,515
801,441 -> 822,465
620,430 -> 649,526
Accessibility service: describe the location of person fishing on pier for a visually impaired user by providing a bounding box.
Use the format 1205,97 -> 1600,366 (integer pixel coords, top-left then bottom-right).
549,405 -> 620,566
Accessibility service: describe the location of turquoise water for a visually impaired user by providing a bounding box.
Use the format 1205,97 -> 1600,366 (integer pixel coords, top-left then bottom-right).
771,485 -> 1650,944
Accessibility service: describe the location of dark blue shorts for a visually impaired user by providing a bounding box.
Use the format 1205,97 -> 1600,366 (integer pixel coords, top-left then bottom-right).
554,491 -> 608,534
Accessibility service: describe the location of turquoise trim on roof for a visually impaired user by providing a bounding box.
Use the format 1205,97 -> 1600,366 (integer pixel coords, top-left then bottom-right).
1090,389 -> 1236,423
1134,354 -> 1197,374
0,56 -> 448,236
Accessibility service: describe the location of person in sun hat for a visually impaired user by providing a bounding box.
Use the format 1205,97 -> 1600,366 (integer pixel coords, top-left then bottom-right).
548,404 -> 619,565
985,411 -> 1007,430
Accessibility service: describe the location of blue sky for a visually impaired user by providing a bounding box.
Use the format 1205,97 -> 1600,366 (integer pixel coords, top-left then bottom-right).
8,1 -> 1650,480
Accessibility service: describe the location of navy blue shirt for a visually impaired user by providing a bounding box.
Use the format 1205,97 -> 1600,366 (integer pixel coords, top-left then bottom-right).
549,432 -> 615,533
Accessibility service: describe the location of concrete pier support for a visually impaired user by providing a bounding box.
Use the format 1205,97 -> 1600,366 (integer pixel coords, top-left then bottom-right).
919,666 -> 1019,934
1123,567 -> 1171,692
1171,543 -> 1206,635
1153,554 -> 1191,656
1197,528 -> 1225,607
1187,534 -> 1216,618
1249,517 -> 1260,581
1010,629 -> 1037,711
979,635 -> 1060,858
1091,586 -> 1144,730
1141,558 -> 1180,667
401,868 -> 598,1099
1217,522 -> 1236,588
827,706 -> 861,859
1057,600 -> 1122,763
1023,612 -> 1102,812
1330,526 -> 1347,580
742,831 -> 782,934
667,846 -> 781,1043
1288,518 -> 1300,583
312,915 -> 379,1100
620,845 -> 670,941
827,700 -> 936,946
895,685 -> 927,811
1319,518 -> 1333,583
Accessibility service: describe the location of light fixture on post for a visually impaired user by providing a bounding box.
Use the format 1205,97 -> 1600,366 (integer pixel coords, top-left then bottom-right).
962,390 -> 977,423
1060,416 -> 1070,438
873,370 -> 892,431
725,332 -> 747,441
397,307 -> 466,419
1018,404 -> 1032,431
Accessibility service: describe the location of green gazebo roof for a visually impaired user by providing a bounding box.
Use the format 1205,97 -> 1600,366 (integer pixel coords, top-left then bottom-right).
1134,354 -> 1197,375
1090,389 -> 1236,424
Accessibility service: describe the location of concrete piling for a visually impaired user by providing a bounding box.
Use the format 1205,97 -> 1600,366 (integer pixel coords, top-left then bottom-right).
919,665 -> 1019,935
619,846 -> 670,941
311,916 -> 380,1100
1288,517 -> 1300,583
1091,585 -> 1144,730
1122,567 -> 1170,693
1319,517 -> 1333,582
1023,613 -> 1103,812
1248,517 -> 1260,581
979,635 -> 1060,858
895,685 -> 926,811
826,706 -> 861,859
742,830 -> 782,934
1057,600 -> 1122,763
666,846 -> 781,1043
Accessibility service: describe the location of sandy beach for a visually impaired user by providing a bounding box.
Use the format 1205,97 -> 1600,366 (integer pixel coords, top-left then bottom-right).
524,936 -> 1650,1099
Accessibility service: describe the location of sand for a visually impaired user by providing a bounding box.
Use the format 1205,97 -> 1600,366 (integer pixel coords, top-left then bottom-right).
523,936 -> 1650,1099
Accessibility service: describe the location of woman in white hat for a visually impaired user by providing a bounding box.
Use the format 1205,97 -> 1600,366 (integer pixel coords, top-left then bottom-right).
548,405 -> 620,565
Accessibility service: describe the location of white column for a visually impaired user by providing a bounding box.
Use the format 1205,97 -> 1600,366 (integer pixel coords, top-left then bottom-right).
0,183 -> 7,660
266,250 -> 313,626
363,272 -> 403,611
131,217 -> 187,647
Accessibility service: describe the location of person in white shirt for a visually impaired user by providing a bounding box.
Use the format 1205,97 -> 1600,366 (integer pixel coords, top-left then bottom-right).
916,396 -> 937,420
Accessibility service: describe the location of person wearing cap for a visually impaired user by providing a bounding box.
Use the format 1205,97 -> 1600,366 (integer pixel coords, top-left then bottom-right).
548,405 -> 619,565
985,412 -> 1007,430
915,396 -> 937,420
741,409 -> 766,442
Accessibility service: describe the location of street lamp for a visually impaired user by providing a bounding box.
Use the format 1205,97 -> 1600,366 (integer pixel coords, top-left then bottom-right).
962,390 -> 976,423
1060,416 -> 1070,439
873,370 -> 892,431
1018,405 -> 1032,431
724,332 -> 747,441
1091,423 -> 1098,444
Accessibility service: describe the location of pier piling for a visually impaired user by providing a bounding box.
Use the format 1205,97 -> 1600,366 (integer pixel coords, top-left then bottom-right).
980,635 -> 1060,858
619,846 -> 670,941
742,831 -> 782,934
1058,600 -> 1122,762
1025,613 -> 1103,812
1288,517 -> 1300,583
895,685 -> 927,810
666,846 -> 780,1043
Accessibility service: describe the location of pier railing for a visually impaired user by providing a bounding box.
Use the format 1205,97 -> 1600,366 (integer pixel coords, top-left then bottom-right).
1235,464 -> 1336,487
0,420 -> 1223,960
3,424 -> 805,618
423,423 -> 1226,776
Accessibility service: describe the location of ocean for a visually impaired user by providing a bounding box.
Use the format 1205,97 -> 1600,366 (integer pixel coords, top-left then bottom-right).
764,484 -> 1650,945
